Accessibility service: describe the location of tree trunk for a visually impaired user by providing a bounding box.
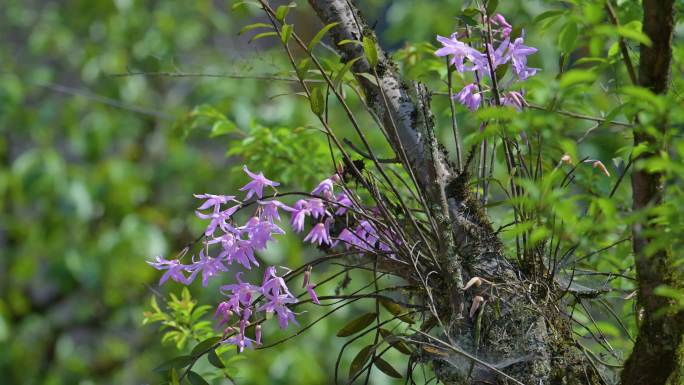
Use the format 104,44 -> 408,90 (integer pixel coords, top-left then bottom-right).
621,1 -> 684,385
307,1 -> 601,383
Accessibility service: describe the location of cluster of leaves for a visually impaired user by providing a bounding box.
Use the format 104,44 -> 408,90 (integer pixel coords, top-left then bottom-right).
143,288 -> 214,350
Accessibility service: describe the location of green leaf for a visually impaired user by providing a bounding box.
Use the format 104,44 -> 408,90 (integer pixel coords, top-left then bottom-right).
170,368 -> 180,385
615,27 -> 650,46
296,58 -> 310,80
275,2 -> 296,22
153,355 -> 193,373
187,371 -> 210,385
208,349 -> 225,369
374,357 -> 402,378
349,345 -> 374,379
559,69 -> 596,89
486,0 -> 498,16
232,1 -> 260,10
210,120 -> 236,137
333,57 -> 361,89
238,23 -> 272,35
379,298 -> 414,324
462,7 -> 480,17
495,62 -> 509,81
281,24 -> 293,44
308,22 -> 339,51
249,31 -> 277,43
336,312 -> 377,337
558,21 -> 578,54
534,9 -> 566,24
191,336 -> 222,356
338,39 -> 361,46
362,36 -> 379,68
309,85 -> 326,116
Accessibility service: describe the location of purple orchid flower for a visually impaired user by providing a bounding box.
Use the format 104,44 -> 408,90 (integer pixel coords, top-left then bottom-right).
239,165 -> 280,200
435,33 -> 485,73
454,83 -> 482,111
509,34 -> 539,80
147,256 -> 195,285
334,192 -> 353,215
188,249 -> 229,287
258,199 -> 293,222
304,221 -> 331,246
290,199 -> 311,233
194,194 -> 237,213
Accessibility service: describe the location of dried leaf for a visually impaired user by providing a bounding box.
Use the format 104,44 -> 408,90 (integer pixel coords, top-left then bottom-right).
469,295 -> 485,318
463,277 -> 482,291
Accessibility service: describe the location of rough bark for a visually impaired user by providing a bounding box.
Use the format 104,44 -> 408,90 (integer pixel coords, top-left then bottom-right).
307,1 -> 600,384
621,1 -> 684,385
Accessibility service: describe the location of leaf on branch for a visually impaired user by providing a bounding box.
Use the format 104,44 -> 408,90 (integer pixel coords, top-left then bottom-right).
275,2 -> 296,22
208,349 -> 225,369
336,312 -> 377,337
486,0 -> 499,16
191,336 -> 222,356
338,39 -> 362,46
249,32 -> 278,43
281,24 -> 293,44
349,344 -> 374,379
238,23 -> 272,35
153,355 -> 193,373
559,69 -> 596,89
558,21 -> 578,54
374,357 -> 403,378
309,85 -> 326,116
379,298 -> 414,324
378,329 -> 412,355
333,57 -> 361,89
187,370 -> 210,385
308,22 -> 339,51
362,36 -> 379,68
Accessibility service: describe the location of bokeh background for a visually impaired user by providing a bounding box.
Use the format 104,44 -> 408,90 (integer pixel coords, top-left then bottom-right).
2,0 -> 681,384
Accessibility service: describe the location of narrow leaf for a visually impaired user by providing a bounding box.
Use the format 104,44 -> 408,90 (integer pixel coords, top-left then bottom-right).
281,24 -> 293,44
187,371 -> 210,385
336,312 -> 377,337
238,23 -> 272,35
170,368 -> 180,385
309,85 -> 326,116
374,357 -> 402,378
378,329 -> 412,355
191,336 -> 222,356
153,355 -> 193,373
308,22 -> 339,51
249,32 -> 277,43
333,57 -> 361,89
362,36 -> 379,68
275,3 -> 296,22
379,298 -> 414,324
349,345 -> 374,379
558,21 -> 578,54
208,349 -> 225,369
486,0 -> 499,15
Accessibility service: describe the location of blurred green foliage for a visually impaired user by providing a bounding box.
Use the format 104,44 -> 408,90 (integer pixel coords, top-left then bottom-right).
1,0 -> 683,384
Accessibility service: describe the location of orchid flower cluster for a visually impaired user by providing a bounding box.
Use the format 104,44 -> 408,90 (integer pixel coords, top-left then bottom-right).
148,166 -> 396,352
435,13 -> 538,111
